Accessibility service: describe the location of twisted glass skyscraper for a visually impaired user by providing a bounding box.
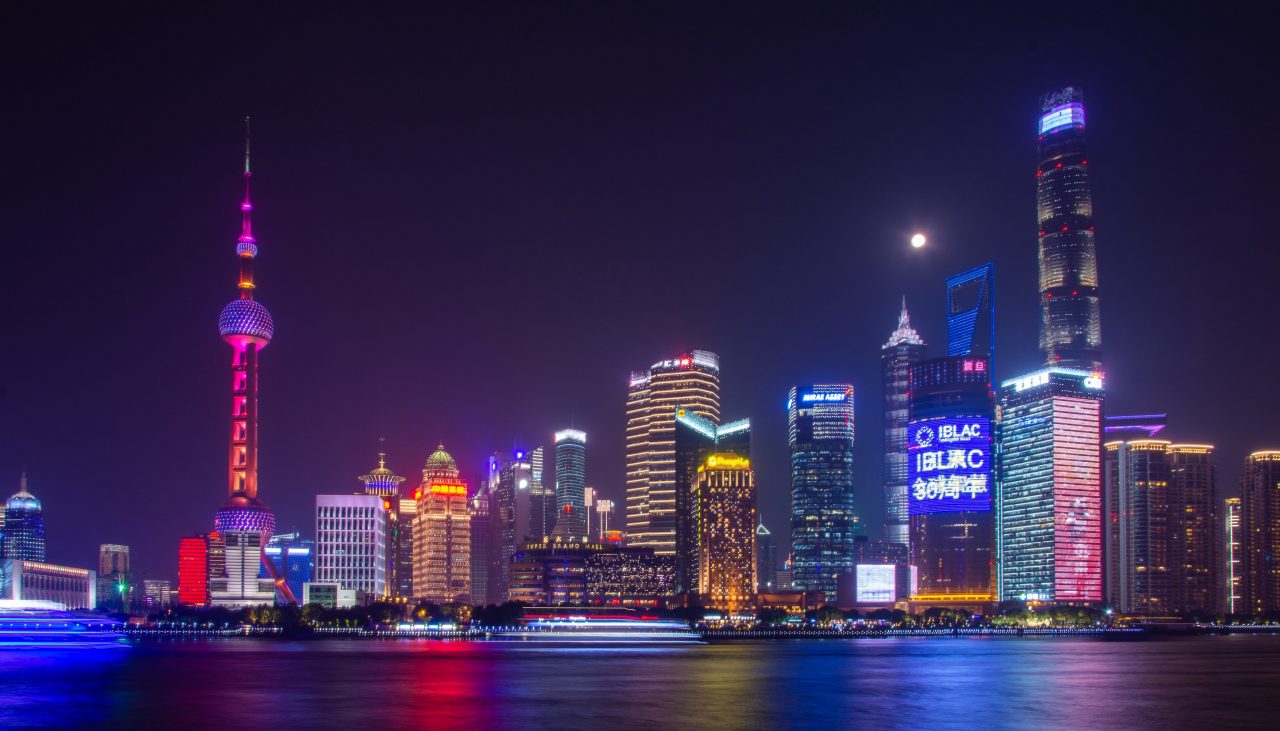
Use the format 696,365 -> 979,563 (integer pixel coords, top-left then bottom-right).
1037,87 -> 1102,371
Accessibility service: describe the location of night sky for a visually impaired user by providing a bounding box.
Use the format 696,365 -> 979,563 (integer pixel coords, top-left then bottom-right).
4,4 -> 1275,582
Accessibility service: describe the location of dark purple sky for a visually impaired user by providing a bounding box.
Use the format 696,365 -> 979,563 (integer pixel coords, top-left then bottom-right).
4,4 -> 1275,582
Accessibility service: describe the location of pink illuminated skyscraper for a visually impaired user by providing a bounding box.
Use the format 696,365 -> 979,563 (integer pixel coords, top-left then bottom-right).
209,119 -> 285,607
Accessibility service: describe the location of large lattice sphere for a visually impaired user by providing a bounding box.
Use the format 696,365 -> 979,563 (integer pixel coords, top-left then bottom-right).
215,493 -> 276,536
219,299 -> 274,342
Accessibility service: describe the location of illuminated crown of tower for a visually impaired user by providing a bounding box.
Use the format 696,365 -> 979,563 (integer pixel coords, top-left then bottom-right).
423,443 -> 460,481
360,449 -> 407,497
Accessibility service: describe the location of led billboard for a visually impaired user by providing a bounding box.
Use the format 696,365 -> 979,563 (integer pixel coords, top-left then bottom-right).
907,416 -> 992,514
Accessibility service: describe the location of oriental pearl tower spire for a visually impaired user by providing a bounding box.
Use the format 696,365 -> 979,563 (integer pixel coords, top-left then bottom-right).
214,117 -> 276,538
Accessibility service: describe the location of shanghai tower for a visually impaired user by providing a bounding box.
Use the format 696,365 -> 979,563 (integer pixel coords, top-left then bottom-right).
1036,87 -> 1102,371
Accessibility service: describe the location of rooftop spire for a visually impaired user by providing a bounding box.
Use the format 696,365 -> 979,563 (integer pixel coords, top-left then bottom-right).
883,295 -> 925,348
236,115 -> 258,265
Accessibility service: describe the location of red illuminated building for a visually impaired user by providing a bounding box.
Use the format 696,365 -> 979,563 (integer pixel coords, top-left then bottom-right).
178,534 -> 211,606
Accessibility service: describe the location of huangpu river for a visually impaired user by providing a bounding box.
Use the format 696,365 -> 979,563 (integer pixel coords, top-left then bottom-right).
4,635 -> 1279,729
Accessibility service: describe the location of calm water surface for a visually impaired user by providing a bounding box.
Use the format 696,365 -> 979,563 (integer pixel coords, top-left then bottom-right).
3,635 -> 1279,729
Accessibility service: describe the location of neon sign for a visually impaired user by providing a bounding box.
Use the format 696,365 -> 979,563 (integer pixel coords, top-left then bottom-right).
1012,372 -> 1050,392
908,417 -> 992,514
703,454 -> 749,470
1083,373 -> 1103,389
1039,102 -> 1085,135
801,392 -> 847,403
430,482 -> 466,496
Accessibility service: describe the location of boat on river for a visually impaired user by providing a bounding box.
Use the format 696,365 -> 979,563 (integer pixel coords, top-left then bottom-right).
0,600 -> 129,648
489,607 -> 702,644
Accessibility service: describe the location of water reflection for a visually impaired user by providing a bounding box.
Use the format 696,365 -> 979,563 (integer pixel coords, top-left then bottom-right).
3,636 -> 1279,729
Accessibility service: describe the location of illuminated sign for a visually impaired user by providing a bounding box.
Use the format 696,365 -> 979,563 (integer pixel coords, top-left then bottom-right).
907,417 -> 992,514
555,429 -> 587,444
1083,373 -> 1103,389
1012,372 -> 1050,392
1038,102 -> 1085,135
430,482 -> 467,496
962,359 -> 986,373
702,454 -> 749,470
801,392 -> 848,403
856,564 -> 897,603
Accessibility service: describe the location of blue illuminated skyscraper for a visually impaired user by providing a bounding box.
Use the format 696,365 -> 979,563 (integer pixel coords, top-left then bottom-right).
946,263 -> 995,377
2,472 -> 46,562
788,384 -> 856,603
553,429 -> 588,537
1037,87 -> 1102,371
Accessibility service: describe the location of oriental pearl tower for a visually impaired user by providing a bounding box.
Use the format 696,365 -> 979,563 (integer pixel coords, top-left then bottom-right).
210,118 -> 290,605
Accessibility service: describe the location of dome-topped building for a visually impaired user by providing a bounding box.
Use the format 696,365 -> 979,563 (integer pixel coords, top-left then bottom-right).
423,443 -> 460,483
4,471 -> 46,561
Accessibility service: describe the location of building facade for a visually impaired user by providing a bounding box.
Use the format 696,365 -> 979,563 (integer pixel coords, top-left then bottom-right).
1103,440 -> 1172,613
528,446 -> 556,541
3,473 -> 46,562
1036,86 -> 1102,371
755,521 -> 777,593
696,454 -> 758,614
413,445 -> 471,604
470,481 -> 492,605
586,547 -> 677,606
1168,445 -> 1217,614
178,534 -> 211,606
143,580 -> 173,609
210,530 -> 276,608
997,367 -> 1104,603
946,263 -> 995,375
553,430 -> 588,537
492,449 -> 532,603
1225,497 -> 1242,614
1242,451 -> 1280,615
881,300 -> 926,547
626,351 -> 721,555
315,494 -> 388,597
908,356 -> 994,598
0,560 -> 96,609
789,384 -> 856,603
97,543 -> 131,611
262,531 -> 314,605
396,494 -> 416,599
674,409 -> 750,596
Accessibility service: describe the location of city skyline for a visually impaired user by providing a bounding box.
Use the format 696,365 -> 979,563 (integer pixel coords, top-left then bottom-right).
4,5 -> 1277,583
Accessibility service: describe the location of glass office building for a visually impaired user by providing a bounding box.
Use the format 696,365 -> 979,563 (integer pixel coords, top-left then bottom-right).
788,384 -> 856,603
997,367 -> 1104,603
552,430 -> 588,537
881,300 -> 926,547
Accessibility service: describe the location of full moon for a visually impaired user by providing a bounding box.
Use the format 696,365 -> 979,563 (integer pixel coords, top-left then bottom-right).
910,233 -> 927,249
